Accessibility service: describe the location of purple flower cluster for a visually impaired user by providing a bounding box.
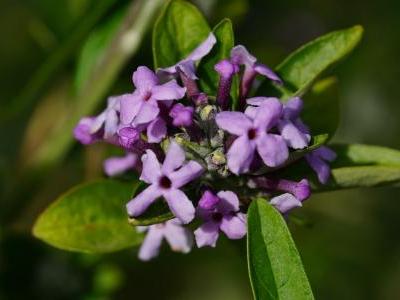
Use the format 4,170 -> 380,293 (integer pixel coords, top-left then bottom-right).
74,34 -> 336,260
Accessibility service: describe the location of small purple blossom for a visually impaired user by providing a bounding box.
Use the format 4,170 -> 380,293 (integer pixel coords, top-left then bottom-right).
306,146 -> 337,184
215,59 -> 239,110
216,98 -> 289,174
157,33 -> 217,80
194,190 -> 246,247
103,153 -> 138,177
231,45 -> 282,106
74,96 -> 121,144
251,177 -> 311,201
169,103 -> 194,127
120,66 -> 186,127
137,218 -> 193,261
126,142 -> 203,224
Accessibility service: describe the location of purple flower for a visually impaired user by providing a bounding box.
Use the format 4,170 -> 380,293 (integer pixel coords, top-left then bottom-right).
137,218 -> 193,261
246,97 -> 311,149
157,33 -> 217,80
126,142 -> 203,224
147,117 -> 167,143
103,153 -> 138,177
194,190 -> 246,247
216,98 -> 289,174
169,103 -> 194,127
74,96 -> 121,144
270,193 -> 303,214
120,66 -> 186,127
215,59 -> 239,110
231,45 -> 282,104
306,146 -> 337,184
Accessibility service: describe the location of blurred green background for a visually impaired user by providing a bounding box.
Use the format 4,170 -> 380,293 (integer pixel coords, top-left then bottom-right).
1,0 -> 400,299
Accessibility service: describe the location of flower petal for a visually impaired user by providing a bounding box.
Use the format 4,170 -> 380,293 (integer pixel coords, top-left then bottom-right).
254,63 -> 282,83
140,150 -> 162,184
194,221 -> 220,248
246,96 -> 275,106
230,45 -> 256,66
216,191 -> 240,213
138,226 -> 164,261
278,119 -> 310,149
227,135 -> 255,175
133,100 -> 160,125
253,98 -> 282,130
270,193 -> 302,214
103,153 -> 137,177
220,213 -> 247,239
126,184 -> 162,217
315,146 -> 337,161
186,32 -> 217,61
198,190 -> 220,210
120,93 -> 143,125
169,161 -> 203,188
164,189 -> 195,224
132,66 -> 158,91
283,97 -> 303,119
256,134 -> 288,167
306,153 -> 331,184
215,112 -> 252,135
151,80 -> 186,101
162,141 -> 186,175
164,221 -> 193,253
147,117 -> 167,143
104,109 -> 119,139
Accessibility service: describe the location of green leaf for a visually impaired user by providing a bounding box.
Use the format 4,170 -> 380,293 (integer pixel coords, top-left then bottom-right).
74,8 -> 126,92
247,199 -> 314,300
302,77 -> 339,138
152,0 -> 210,69
259,25 -> 363,99
198,18 -> 238,105
33,180 -> 142,253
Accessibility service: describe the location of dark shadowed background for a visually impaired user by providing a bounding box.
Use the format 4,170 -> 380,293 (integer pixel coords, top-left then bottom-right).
1,0 -> 400,299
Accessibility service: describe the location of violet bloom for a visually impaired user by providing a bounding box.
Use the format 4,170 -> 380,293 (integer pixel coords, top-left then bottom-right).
216,98 -> 289,174
215,59 -> 239,110
126,142 -> 203,224
103,153 -> 138,177
120,66 -> 186,127
157,33 -> 217,80
169,103 -> 194,127
74,96 -> 120,144
118,126 -> 140,149
231,45 -> 282,104
194,190 -> 246,247
138,218 -> 193,261
251,177 -> 311,201
246,97 -> 311,149
306,146 -> 337,184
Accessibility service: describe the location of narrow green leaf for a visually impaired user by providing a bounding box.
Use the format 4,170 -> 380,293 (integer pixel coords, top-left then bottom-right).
247,199 -> 314,300
152,0 -> 210,69
198,18 -> 238,104
278,25 -> 363,98
259,25 -> 363,99
302,77 -> 339,138
33,180 -> 142,253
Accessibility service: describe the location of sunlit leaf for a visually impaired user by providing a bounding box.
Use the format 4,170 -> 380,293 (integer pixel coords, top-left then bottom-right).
247,199 -> 314,300
33,180 -> 142,253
